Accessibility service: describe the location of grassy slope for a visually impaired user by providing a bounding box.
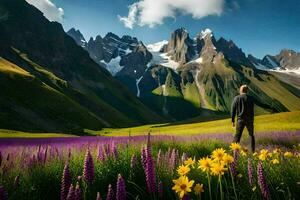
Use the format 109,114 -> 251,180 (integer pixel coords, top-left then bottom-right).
246,70 -> 300,111
0,57 -> 106,132
91,111 -> 300,136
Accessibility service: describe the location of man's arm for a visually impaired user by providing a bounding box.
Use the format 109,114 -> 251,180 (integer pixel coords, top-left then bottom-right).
231,97 -> 237,126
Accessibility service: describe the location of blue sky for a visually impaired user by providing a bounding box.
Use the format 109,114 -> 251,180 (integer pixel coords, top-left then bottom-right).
47,0 -> 300,58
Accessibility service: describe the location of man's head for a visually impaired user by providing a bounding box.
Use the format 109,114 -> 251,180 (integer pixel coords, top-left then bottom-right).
239,85 -> 248,94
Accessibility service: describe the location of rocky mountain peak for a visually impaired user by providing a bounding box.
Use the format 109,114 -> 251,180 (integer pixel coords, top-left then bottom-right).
67,28 -> 86,47
163,27 -> 195,64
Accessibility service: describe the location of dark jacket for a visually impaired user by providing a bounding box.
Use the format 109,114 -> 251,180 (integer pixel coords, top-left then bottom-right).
231,94 -> 254,123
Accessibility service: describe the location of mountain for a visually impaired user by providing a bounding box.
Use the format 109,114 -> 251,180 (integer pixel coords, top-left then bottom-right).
248,49 -> 300,73
0,0 -> 164,133
68,26 -> 300,121
136,28 -> 300,120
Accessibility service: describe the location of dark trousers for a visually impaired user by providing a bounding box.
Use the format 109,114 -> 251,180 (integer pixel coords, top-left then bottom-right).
234,120 -> 255,152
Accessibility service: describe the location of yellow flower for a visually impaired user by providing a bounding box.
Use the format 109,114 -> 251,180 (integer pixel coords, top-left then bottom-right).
240,148 -> 248,157
198,157 -> 213,172
271,159 -> 279,165
222,154 -> 234,165
184,158 -> 195,167
258,149 -> 269,161
273,148 -> 280,154
230,143 -> 241,151
177,165 -> 191,176
172,176 -> 194,198
194,183 -> 204,195
284,152 -> 293,158
212,148 -> 226,161
210,162 -> 227,176
253,152 -> 258,157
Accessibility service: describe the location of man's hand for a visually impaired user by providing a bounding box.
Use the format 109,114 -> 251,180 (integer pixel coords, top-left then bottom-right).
232,121 -> 235,127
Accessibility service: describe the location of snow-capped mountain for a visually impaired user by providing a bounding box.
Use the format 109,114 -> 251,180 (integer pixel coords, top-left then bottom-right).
67,29 -> 149,75
248,50 -> 300,75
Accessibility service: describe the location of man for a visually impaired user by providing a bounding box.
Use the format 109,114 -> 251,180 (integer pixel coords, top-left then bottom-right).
231,85 -> 255,152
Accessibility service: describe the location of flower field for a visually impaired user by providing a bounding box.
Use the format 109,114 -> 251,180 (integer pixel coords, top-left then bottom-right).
0,131 -> 300,200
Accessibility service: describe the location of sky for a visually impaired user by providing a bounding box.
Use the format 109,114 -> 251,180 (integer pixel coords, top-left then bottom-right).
26,0 -> 300,58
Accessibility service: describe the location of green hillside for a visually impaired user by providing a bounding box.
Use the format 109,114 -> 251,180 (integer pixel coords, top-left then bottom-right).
0,0 -> 165,133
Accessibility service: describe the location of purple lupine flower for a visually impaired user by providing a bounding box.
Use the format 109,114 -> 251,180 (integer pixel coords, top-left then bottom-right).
43,147 -> 48,165
96,192 -> 102,200
257,162 -> 270,199
0,186 -> 8,200
130,154 -> 137,168
181,153 -> 188,163
106,184 -> 114,200
230,150 -> 239,177
14,175 -> 20,188
111,142 -> 118,159
145,147 -> 156,194
61,164 -> 72,200
74,182 -> 82,200
248,158 -> 254,186
158,181 -> 163,199
169,149 -> 176,172
66,184 -> 75,200
83,149 -> 94,184
141,147 -> 147,171
97,146 -> 105,161
156,149 -> 162,167
68,148 -> 72,161
6,153 -> 10,162
116,174 -> 126,200
0,151 -> 2,167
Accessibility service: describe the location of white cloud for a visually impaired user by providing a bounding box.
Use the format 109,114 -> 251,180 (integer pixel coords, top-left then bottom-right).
119,0 -> 224,28
118,3 -> 138,29
26,0 -> 64,22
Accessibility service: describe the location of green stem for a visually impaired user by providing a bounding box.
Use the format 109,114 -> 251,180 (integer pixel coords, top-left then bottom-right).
207,172 -> 212,200
230,170 -> 238,200
219,175 -> 224,200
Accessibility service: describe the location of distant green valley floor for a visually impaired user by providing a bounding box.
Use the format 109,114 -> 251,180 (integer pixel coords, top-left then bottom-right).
1,111 -> 300,138
91,111 -> 300,136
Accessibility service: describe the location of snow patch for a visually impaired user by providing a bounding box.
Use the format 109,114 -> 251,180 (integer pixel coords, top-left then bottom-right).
201,28 -> 213,39
101,56 -> 123,75
271,68 -> 300,75
147,40 -> 180,70
136,76 -> 143,97
147,40 -> 168,52
194,57 -> 203,64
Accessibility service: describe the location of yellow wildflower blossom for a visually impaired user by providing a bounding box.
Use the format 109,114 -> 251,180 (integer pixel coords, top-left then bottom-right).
284,152 -> 293,158
177,165 -> 191,176
230,143 -> 241,151
210,162 -> 227,176
184,158 -> 195,167
212,148 -> 226,161
271,159 -> 279,165
198,157 -> 213,172
194,183 -> 204,195
222,154 -> 234,165
172,176 -> 194,198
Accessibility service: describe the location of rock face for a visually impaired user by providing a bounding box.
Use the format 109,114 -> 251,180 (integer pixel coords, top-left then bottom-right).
67,28 -> 86,47
215,37 -> 252,67
275,49 -> 300,70
248,50 -> 300,71
67,29 -> 153,76
162,28 -> 196,64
